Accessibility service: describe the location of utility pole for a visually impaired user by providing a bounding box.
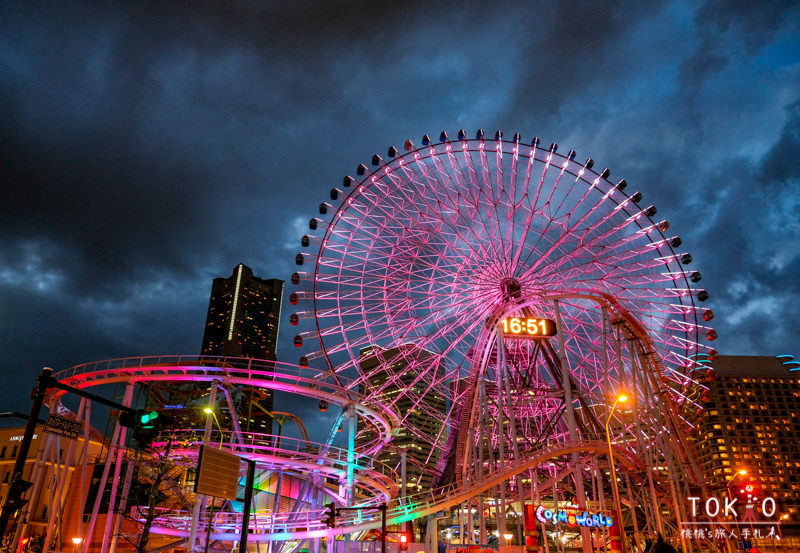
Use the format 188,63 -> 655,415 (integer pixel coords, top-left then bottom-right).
0,367 -> 52,537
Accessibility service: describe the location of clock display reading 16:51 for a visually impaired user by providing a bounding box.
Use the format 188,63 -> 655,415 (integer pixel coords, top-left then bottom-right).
499,317 -> 557,337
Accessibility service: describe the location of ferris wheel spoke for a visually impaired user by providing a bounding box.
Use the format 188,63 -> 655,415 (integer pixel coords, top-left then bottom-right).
391,162 -> 506,266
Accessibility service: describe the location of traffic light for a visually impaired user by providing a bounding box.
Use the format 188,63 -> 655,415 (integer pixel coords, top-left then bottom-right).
322,502 -> 336,528
3,479 -> 33,514
119,409 -> 137,428
399,532 -> 409,551
119,409 -> 173,448
738,481 -> 758,499
139,410 -> 160,426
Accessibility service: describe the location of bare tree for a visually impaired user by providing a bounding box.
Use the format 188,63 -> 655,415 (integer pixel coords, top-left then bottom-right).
132,434 -> 190,553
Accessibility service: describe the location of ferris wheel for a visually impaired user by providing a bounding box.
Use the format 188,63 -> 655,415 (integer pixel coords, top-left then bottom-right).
290,130 -> 717,485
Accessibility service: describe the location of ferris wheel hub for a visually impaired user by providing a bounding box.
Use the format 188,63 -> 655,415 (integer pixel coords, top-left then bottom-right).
500,277 -> 523,300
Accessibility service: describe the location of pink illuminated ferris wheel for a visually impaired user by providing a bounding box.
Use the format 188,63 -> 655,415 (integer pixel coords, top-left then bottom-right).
291,130 -> 717,489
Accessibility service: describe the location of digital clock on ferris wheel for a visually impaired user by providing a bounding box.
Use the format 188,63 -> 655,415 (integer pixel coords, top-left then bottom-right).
499,317 -> 557,338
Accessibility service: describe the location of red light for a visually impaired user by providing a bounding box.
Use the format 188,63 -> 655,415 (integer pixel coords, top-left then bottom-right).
745,484 -> 754,493
399,535 -> 408,543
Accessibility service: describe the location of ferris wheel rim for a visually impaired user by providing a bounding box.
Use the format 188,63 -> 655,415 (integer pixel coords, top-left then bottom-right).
300,135 -> 710,371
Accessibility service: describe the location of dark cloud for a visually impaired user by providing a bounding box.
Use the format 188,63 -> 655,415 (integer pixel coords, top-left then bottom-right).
1,0 -> 800,414
758,100 -> 800,186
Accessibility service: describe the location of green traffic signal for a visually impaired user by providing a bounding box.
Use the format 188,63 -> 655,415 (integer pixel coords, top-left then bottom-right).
140,410 -> 159,427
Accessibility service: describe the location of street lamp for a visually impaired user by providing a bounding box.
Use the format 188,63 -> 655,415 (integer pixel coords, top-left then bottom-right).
71,537 -> 83,553
720,470 -> 747,553
727,469 -> 747,485
606,393 -> 629,553
203,407 -> 224,448
724,469 -> 747,515
777,514 -> 789,540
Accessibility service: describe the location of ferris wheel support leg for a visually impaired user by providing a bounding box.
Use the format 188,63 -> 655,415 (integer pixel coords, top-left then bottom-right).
627,340 -> 655,541
624,473 -> 641,551
189,379 -> 219,553
646,447 -> 663,535
467,498 -> 475,545
457,502 -> 463,543
495,331 -> 508,543
609,319 -> 632,553
424,514 -> 434,553
635,356 -> 665,536
553,301 -> 592,553
479,494 -> 487,545
517,478 -> 527,546
591,458 -> 609,551
498,328 -> 526,548
664,449 -> 689,553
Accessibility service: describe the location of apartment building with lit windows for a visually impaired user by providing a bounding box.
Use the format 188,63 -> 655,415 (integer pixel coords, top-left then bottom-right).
357,344 -> 447,492
690,354 -> 800,543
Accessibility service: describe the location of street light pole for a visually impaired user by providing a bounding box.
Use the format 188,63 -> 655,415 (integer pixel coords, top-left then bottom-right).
203,407 -> 224,449
606,393 -> 629,553
723,469 -> 747,553
201,406 -> 225,553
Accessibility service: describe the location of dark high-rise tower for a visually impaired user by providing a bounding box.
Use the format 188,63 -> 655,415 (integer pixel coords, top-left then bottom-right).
201,263 -> 284,360
200,264 -> 283,435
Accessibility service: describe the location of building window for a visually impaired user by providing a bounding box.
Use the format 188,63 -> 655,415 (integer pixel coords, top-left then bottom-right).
0,446 -> 5,458
11,446 -> 17,457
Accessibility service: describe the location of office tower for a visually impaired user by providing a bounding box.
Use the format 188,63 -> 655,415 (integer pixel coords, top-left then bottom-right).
358,344 -> 447,492
200,263 -> 284,434
690,354 -> 800,546
201,263 -> 284,360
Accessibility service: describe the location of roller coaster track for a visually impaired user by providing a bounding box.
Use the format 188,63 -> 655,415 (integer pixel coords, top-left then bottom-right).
158,430 -> 400,501
49,356 -> 400,455
142,439 -> 644,542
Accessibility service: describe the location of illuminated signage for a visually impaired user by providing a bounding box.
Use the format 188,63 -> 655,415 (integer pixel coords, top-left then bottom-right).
535,505 -> 613,528
10,434 -> 38,442
499,317 -> 557,337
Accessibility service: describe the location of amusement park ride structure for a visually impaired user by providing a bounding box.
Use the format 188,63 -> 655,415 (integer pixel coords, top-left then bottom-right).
14,130 -> 718,553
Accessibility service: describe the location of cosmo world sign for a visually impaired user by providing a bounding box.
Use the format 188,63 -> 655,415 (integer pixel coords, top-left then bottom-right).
534,505 -> 614,529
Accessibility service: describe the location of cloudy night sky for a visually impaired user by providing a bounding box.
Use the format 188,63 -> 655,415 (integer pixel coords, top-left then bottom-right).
1,1 -> 799,415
